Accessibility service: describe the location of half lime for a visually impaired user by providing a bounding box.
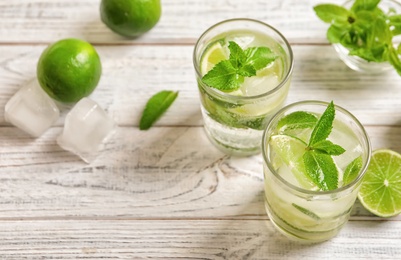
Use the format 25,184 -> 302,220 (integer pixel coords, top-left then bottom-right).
358,149 -> 401,217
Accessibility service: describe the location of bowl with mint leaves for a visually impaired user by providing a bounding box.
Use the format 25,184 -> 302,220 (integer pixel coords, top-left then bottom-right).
314,0 -> 401,74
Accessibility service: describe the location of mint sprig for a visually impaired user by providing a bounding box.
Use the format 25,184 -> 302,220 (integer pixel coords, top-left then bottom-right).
202,41 -> 277,91
277,102 -> 346,190
302,101 -> 345,191
276,103 -> 366,191
314,0 -> 401,75
139,90 -> 178,130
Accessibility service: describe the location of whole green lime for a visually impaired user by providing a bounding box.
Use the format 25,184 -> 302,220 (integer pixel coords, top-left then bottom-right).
37,38 -> 102,103
100,0 -> 161,38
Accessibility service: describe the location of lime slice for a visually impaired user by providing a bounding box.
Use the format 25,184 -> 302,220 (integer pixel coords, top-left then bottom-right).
200,41 -> 229,75
269,134 -> 317,190
358,149 -> 401,217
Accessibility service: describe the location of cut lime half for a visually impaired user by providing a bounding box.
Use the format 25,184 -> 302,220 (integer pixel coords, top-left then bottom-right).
358,149 -> 401,218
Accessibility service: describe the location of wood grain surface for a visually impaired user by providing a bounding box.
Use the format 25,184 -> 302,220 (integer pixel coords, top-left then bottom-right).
1,0 -> 401,259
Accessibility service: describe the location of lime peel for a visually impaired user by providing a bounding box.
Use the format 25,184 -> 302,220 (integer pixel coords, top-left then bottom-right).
100,0 -> 161,38
37,38 -> 102,104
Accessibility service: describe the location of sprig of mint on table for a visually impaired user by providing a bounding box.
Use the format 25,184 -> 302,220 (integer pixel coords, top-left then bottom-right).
314,0 -> 401,75
202,41 -> 277,91
278,101 -> 362,191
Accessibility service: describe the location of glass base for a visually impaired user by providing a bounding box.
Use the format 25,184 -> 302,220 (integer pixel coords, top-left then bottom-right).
264,200 -> 345,243
201,108 -> 263,156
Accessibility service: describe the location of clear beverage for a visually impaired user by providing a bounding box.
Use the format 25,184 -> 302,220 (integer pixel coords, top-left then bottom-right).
262,101 -> 371,242
193,19 -> 293,156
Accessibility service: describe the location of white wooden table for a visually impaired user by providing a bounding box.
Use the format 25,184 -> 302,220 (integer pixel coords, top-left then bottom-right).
1,0 -> 401,259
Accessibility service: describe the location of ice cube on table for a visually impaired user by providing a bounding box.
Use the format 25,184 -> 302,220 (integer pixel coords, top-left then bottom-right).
57,98 -> 116,163
4,79 -> 60,137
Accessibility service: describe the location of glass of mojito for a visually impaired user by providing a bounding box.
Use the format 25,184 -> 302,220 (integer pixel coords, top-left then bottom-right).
262,101 -> 371,242
193,18 -> 294,156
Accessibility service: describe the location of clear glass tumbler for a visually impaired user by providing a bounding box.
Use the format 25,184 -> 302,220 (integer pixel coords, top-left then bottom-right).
262,101 -> 371,242
193,18 -> 294,156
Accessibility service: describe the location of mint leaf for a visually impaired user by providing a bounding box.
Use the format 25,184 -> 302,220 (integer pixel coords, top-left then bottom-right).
277,111 -> 318,131
351,0 -> 380,12
139,90 -> 178,130
372,16 -> 392,45
327,25 -> 349,43
244,47 -> 277,70
388,47 -> 401,76
303,151 -> 339,191
237,64 -> 256,77
349,46 -> 387,62
292,203 -> 320,220
314,4 -> 350,23
389,14 -> 401,35
312,140 -> 346,155
309,101 -> 335,146
343,156 -> 363,185
228,41 -> 247,68
297,101 -> 346,191
202,41 -> 276,91
202,60 -> 242,91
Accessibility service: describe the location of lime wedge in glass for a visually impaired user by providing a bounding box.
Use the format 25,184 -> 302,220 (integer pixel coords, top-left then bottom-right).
200,40 -> 229,75
269,134 -> 318,190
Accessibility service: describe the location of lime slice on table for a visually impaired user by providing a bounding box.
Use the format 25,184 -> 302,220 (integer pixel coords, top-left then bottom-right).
269,134 -> 317,190
358,149 -> 401,217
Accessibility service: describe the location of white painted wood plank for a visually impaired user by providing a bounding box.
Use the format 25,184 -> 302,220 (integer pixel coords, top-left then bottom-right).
0,126 -> 399,219
0,219 -> 399,259
1,45 -> 401,127
0,0 -> 344,44
1,0 -> 400,256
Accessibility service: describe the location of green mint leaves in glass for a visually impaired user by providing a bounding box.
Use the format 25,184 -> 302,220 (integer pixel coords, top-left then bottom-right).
202,41 -> 277,91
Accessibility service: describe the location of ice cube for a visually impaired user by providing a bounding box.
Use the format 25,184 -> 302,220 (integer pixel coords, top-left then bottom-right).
57,98 -> 116,163
4,79 -> 60,137
240,74 -> 280,96
227,35 -> 255,49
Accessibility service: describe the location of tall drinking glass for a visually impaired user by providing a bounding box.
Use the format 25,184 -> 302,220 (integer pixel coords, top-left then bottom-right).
193,18 -> 294,156
262,101 -> 371,242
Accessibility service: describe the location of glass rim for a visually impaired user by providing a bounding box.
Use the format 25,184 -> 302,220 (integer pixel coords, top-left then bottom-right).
193,18 -> 294,101
262,100 -> 372,196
